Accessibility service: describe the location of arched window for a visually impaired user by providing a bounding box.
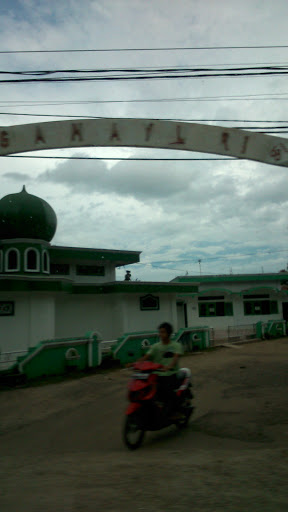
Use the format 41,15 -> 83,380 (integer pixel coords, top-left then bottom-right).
24,248 -> 40,272
5,248 -> 20,272
42,250 -> 50,273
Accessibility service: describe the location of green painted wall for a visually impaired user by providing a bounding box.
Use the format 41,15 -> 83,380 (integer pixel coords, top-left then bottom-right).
174,327 -> 210,351
112,326 -> 211,365
21,344 -> 87,380
112,331 -> 159,365
256,320 -> 286,339
17,332 -> 100,380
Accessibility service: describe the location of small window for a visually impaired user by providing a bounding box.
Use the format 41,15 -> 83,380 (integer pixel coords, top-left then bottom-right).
42,250 -> 49,273
25,248 -> 40,272
0,250 -> 3,272
198,295 -> 225,301
243,294 -> 269,299
140,294 -> 160,311
5,248 -> 20,272
76,265 -> 105,276
50,263 -> 70,275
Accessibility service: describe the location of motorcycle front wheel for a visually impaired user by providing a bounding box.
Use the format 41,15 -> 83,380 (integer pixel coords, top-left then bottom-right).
123,415 -> 145,450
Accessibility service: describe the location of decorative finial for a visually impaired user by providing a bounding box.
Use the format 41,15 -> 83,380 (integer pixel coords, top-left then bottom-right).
22,185 -> 26,192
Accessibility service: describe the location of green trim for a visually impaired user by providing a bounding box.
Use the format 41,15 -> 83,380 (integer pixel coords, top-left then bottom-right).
0,279 -> 198,294
240,286 -> 278,294
173,274 -> 286,283
72,283 -> 199,294
0,277 -> 282,297
197,288 -> 234,295
0,278 -> 72,292
50,246 -> 140,266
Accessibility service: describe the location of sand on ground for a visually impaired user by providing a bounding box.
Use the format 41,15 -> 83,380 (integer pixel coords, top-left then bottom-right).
1,338 -> 288,512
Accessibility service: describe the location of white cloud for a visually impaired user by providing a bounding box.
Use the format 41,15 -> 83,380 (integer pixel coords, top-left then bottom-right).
1,0 -> 288,280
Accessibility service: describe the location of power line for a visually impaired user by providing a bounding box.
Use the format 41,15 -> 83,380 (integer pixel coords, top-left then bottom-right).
135,248 -> 288,272
0,92 -> 287,107
2,69 -> 288,84
151,248 -> 288,265
2,111 -> 288,129
132,264 -> 263,275
1,44 -> 288,54
136,263 -> 190,273
0,113 -> 286,124
1,112 -> 288,133
2,64 -> 288,77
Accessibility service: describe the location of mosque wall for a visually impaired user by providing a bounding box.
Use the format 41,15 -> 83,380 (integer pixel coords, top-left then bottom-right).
54,294 -> 121,341
120,293 -> 178,334
28,295 -> 55,346
0,294 -> 30,354
0,294 -> 55,356
54,292 -> 179,342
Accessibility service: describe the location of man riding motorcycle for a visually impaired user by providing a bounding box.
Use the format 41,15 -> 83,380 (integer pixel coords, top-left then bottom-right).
137,322 -> 184,420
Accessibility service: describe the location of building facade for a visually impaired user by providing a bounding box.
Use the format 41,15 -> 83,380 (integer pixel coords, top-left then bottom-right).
173,274 -> 288,330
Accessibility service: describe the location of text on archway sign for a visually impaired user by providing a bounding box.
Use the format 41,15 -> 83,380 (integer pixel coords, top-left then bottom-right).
1,118 -> 288,167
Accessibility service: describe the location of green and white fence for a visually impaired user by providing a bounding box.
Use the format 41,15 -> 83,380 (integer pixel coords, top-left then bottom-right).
256,320 -> 286,339
1,320 -> 287,382
0,331 -> 102,380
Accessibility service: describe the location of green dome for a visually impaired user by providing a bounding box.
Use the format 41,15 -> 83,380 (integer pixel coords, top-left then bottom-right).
0,186 -> 57,242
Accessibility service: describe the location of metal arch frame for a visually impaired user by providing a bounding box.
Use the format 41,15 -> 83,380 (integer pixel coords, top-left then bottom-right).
1,118 -> 288,167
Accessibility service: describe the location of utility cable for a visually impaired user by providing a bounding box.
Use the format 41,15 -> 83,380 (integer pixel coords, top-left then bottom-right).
2,68 -> 288,83
0,92 -> 287,106
1,44 -> 288,54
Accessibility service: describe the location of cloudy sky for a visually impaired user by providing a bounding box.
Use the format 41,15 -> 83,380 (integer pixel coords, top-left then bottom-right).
1,0 -> 288,281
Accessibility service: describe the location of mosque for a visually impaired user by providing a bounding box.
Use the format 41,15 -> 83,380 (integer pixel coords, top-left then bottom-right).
0,186 -> 199,358
0,187 -> 287,361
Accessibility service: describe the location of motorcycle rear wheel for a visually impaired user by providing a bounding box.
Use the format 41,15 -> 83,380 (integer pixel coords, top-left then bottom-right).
175,406 -> 194,429
123,415 -> 145,450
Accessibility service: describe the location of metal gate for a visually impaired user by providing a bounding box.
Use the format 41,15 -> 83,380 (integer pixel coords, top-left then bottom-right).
227,324 -> 257,342
210,324 -> 257,345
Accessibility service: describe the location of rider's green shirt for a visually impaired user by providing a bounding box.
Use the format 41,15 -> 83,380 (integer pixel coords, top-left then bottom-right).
146,340 -> 183,376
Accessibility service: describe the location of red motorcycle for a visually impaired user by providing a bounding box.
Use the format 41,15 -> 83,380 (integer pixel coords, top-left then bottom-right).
123,361 -> 194,450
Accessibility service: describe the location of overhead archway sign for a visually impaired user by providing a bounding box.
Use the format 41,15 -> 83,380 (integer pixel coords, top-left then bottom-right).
1,118 -> 288,167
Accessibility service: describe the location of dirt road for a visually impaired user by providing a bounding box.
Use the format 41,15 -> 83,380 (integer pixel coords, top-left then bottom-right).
1,339 -> 288,511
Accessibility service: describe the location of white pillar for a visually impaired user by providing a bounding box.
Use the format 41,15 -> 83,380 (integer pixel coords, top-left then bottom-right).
29,295 -> 55,346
